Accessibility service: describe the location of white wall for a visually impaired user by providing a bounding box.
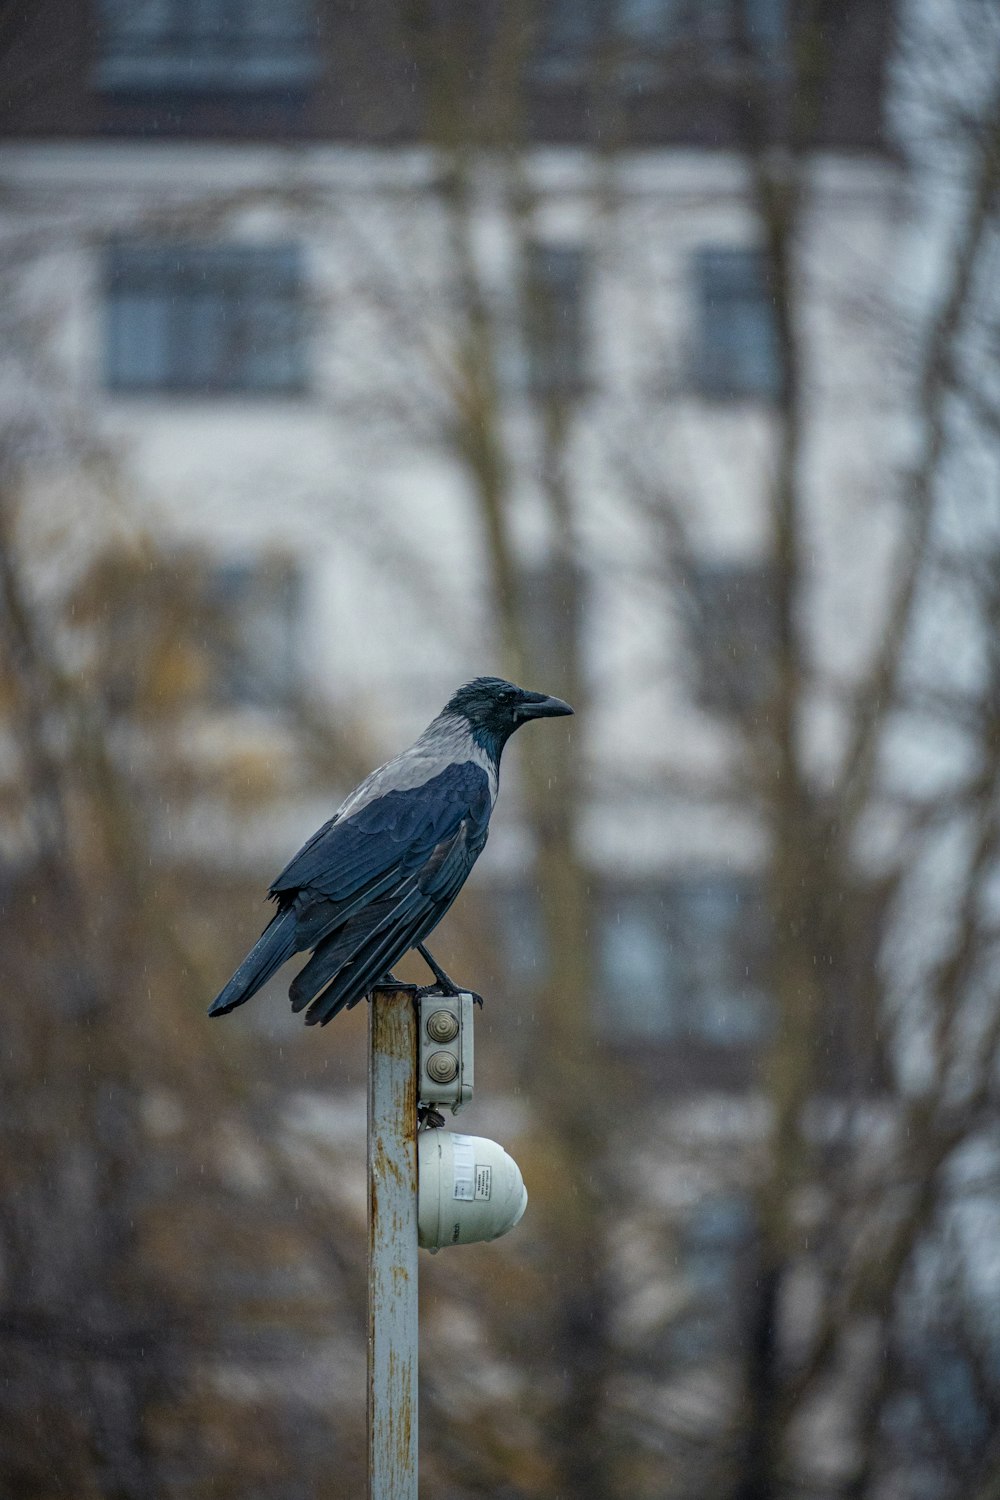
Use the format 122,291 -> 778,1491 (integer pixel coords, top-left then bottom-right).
0,140 -> 909,874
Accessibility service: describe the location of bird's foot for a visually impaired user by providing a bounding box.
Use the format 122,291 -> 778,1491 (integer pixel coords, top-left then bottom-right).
371,971 -> 417,993
416,981 -> 484,1010
418,1103 -> 447,1130
415,942 -> 459,990
415,943 -> 483,1007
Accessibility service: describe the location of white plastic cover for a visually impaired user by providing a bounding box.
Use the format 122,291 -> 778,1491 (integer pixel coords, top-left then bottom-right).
417,1131 -> 528,1250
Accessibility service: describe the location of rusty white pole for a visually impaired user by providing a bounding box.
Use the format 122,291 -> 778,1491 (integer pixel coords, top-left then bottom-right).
367,985 -> 418,1500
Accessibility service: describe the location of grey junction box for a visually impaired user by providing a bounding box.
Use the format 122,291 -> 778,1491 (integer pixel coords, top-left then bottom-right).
417,992 -> 474,1113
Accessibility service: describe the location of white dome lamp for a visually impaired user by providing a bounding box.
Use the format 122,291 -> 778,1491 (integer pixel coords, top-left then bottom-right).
418,1130 -> 528,1251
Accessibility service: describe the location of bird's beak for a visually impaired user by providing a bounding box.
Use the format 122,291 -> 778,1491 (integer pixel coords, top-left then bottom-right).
516,692 -> 574,721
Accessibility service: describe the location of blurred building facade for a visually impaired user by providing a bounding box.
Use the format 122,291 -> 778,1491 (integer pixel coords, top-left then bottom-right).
1,0 -> 900,1076
18,9 -> 997,1499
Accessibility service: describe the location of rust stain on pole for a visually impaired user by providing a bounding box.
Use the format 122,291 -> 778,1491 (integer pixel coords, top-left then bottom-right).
368,985 -> 418,1500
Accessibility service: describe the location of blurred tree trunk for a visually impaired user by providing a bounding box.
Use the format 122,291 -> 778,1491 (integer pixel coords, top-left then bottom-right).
400,8 -> 616,1489
730,8 -> 1000,1497
442,168 -> 612,1500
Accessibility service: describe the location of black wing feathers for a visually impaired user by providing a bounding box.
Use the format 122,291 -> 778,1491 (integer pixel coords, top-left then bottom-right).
212,760 -> 493,1023
297,815 -> 488,1025
270,763 -> 489,901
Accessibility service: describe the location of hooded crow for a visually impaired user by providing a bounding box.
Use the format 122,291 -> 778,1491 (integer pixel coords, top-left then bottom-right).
208,676 -> 573,1026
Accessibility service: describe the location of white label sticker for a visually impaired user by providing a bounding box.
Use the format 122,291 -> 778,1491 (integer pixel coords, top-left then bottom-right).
452,1136 -> 475,1201
475,1165 -> 492,1200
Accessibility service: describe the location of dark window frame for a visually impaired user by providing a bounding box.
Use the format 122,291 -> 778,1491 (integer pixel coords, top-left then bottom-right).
104,243 -> 307,397
524,242 -> 588,398
598,873 -> 773,1050
692,245 -> 782,401
94,0 -> 320,95
685,559 -> 778,717
203,555 -> 304,711
533,0 -> 789,85
93,548 -> 304,718
669,1190 -> 757,1360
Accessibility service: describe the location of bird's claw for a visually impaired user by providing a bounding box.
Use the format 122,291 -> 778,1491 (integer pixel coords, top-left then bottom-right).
415,982 -> 449,1000
416,982 -> 484,1010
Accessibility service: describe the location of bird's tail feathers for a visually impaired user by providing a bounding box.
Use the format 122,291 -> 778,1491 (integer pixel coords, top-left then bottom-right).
305,893 -> 427,1027
289,882 -> 417,1016
208,907 -> 298,1017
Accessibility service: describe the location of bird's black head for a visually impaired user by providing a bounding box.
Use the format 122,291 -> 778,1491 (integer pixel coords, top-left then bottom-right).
444,676 -> 573,760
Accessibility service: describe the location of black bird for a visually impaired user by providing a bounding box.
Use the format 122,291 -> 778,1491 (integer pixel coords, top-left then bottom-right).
208,677 -> 573,1026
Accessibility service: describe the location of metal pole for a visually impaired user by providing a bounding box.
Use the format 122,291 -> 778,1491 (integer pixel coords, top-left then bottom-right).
367,985 -> 418,1500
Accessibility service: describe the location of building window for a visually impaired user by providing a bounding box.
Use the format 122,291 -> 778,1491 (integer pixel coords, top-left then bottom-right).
532,0 -> 601,79
670,1193 -> 756,1360
517,557 -> 586,687
525,243 -> 587,397
94,0 -> 319,94
203,557 -> 303,710
601,903 -> 682,1040
498,886 -> 549,984
686,561 -> 777,716
88,549 -> 303,718
534,0 -> 786,82
599,877 -> 771,1045
693,247 -> 782,400
105,244 -> 306,396
696,0 -> 788,66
